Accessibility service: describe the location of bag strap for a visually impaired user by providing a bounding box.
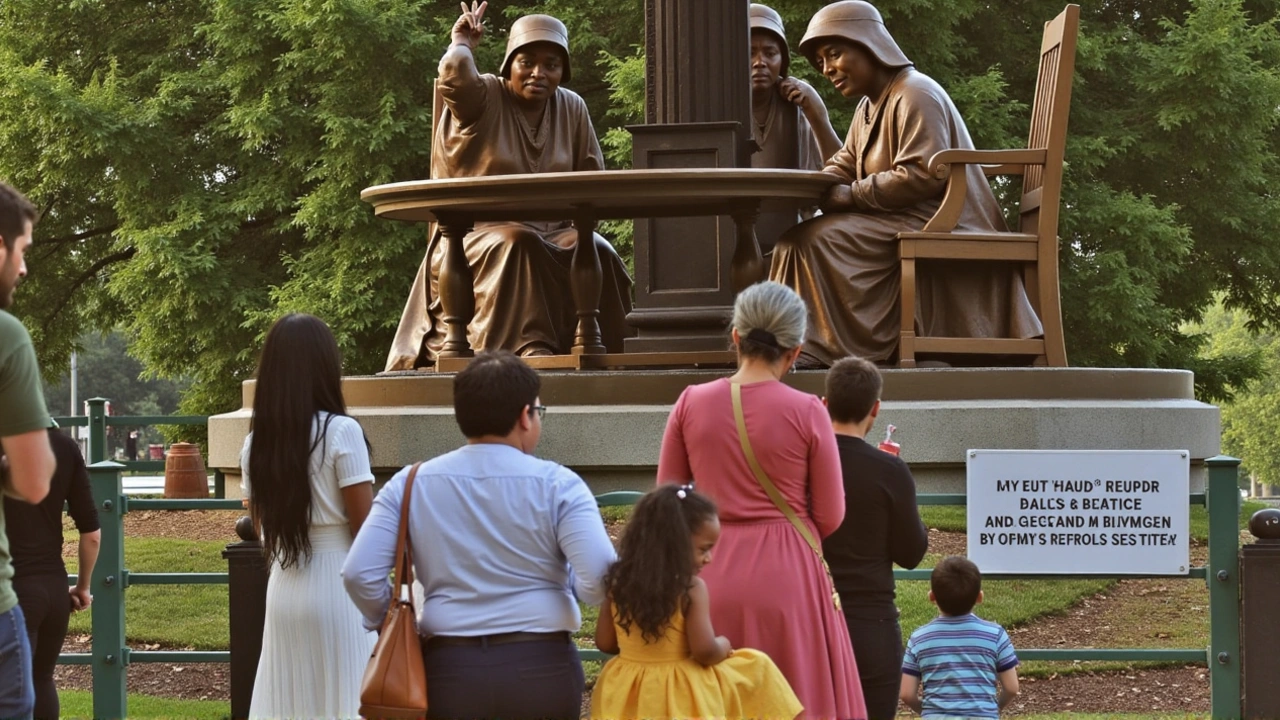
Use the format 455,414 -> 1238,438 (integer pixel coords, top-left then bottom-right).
730,382 -> 841,609
392,462 -> 424,601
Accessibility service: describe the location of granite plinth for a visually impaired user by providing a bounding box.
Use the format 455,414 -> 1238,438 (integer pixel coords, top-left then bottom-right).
209,367 -> 1218,496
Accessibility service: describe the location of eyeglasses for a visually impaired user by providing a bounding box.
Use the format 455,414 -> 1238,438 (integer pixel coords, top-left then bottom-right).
530,404 -> 547,420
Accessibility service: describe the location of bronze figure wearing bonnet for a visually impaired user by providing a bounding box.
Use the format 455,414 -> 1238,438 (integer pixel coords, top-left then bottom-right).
769,1 -> 1043,368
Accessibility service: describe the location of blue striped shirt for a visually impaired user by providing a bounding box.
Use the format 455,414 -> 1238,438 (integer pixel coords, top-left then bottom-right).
902,613 -> 1019,719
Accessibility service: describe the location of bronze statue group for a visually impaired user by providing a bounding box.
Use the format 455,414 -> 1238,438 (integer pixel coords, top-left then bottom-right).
387,0 -> 1042,373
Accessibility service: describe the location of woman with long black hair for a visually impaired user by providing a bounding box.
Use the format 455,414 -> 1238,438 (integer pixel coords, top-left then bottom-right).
240,313 -> 375,719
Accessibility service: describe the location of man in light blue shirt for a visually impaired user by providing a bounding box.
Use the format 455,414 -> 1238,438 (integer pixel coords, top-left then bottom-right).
343,350 -> 615,719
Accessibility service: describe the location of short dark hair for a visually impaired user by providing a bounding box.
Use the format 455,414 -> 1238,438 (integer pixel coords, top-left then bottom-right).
452,351 -> 540,438
0,182 -> 37,252
825,356 -> 882,423
931,556 -> 982,616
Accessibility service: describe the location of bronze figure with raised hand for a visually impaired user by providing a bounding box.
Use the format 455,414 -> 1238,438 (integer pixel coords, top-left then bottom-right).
386,1 -> 634,371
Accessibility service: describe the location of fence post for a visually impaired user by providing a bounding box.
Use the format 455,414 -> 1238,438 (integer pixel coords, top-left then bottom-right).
223,516 -> 268,720
1241,507 -> 1280,718
1207,455 -> 1242,720
87,397 -> 108,465
89,461 -> 128,720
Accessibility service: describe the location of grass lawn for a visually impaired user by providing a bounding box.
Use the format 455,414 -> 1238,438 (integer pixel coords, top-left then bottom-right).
66,537 -> 229,650
58,691 -> 229,720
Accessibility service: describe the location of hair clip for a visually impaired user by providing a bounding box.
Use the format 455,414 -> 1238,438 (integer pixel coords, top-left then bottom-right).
675,482 -> 695,499
745,327 -> 785,350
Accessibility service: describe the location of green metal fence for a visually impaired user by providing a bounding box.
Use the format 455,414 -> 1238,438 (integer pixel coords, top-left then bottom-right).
52,403 -> 1244,718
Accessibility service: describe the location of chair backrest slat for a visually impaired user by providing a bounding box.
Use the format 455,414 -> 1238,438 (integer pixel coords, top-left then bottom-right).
1019,5 -> 1079,239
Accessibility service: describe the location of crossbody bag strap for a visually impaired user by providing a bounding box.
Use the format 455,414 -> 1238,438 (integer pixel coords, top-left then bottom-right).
730,382 -> 841,610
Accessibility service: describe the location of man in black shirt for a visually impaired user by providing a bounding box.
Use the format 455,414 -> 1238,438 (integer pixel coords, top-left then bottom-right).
3,425 -> 100,720
822,357 -> 928,720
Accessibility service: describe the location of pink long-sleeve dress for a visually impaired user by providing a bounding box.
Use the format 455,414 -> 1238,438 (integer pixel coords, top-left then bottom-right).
658,378 -> 867,720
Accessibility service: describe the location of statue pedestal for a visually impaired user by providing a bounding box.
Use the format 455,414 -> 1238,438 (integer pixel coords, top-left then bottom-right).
209,367 -> 1219,497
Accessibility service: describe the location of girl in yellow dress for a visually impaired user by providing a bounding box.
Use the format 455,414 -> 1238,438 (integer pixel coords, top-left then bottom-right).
591,484 -> 803,720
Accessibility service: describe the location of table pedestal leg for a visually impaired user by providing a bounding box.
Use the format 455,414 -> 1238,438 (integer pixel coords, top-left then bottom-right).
730,205 -> 765,294
571,214 -> 605,355
437,216 -> 475,359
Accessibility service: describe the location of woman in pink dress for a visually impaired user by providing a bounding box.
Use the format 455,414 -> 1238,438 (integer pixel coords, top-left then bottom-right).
658,281 -> 867,720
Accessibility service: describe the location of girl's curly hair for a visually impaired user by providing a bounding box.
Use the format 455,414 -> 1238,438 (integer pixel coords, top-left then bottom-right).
604,483 -> 718,643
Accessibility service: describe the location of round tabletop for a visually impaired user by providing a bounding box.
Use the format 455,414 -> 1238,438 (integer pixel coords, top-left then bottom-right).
361,168 -> 840,224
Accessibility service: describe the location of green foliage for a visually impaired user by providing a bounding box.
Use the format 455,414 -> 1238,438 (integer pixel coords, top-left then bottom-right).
2,1 -> 1279,412
1194,301 -> 1280,486
43,330 -> 185,419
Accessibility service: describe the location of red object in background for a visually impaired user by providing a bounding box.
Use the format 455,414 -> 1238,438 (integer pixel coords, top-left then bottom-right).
878,424 -> 900,456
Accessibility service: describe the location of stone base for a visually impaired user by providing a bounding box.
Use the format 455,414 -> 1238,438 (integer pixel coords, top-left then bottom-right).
209,367 -> 1219,497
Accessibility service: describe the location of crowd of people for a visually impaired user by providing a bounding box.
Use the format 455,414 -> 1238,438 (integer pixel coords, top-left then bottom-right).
256,283 -> 1019,720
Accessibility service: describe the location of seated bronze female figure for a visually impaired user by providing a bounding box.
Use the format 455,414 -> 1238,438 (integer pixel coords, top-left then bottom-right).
748,3 -> 842,254
769,0 -> 1042,368
386,1 -> 633,371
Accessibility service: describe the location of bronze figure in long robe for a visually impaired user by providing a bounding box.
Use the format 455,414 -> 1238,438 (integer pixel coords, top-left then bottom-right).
769,67 -> 1043,365
386,53 -> 633,371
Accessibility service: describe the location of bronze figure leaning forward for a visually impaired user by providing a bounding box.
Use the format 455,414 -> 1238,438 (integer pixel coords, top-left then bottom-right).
748,3 -> 842,255
769,1 -> 1043,368
386,2 -> 634,371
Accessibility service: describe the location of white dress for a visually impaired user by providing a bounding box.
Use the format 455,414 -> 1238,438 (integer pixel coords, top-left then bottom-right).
241,412 -> 377,720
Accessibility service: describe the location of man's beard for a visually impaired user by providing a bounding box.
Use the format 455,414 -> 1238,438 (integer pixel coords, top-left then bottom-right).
0,263 -> 17,310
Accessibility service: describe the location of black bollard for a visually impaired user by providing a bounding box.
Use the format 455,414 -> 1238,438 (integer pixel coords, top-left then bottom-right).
1241,507 -> 1280,719
223,516 -> 268,720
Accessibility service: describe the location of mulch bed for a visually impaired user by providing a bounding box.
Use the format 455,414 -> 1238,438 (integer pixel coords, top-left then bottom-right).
55,635 -> 230,703
56,517 -> 1214,715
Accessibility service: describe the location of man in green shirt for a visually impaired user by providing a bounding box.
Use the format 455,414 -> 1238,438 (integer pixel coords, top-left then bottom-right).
0,180 -> 53,718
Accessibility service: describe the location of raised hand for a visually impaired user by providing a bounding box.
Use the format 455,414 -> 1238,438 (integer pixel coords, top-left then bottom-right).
452,1 -> 488,49
779,77 -> 823,116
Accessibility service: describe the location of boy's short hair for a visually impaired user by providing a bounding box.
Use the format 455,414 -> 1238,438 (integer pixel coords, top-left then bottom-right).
0,181 -> 38,252
452,351 -> 540,438
825,356 -> 882,423
931,556 -> 982,616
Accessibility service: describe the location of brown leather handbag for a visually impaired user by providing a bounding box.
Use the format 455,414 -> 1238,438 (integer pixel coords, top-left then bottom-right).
359,462 -> 427,719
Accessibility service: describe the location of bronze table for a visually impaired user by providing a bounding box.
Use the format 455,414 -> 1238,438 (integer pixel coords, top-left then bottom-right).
362,168 -> 838,368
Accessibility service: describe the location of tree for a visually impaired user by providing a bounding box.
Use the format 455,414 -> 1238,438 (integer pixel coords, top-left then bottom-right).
1193,301 -> 1280,488
43,330 -> 188,454
1,0 -> 1277,414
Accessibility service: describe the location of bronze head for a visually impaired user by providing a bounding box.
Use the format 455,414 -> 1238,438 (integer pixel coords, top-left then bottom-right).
750,4 -> 789,81
799,1 -> 911,71
501,14 -> 572,84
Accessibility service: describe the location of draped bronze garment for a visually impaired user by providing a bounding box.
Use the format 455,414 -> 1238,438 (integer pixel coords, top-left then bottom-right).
386,67 -> 633,371
751,91 -> 824,254
769,68 -> 1043,365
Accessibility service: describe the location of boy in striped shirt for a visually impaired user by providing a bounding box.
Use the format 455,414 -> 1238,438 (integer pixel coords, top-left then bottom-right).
900,556 -> 1020,718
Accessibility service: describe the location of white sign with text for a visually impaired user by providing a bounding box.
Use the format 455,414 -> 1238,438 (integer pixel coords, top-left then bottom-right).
967,450 -> 1190,575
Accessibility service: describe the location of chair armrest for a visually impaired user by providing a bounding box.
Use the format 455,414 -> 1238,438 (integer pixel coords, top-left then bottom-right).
927,149 -> 1047,179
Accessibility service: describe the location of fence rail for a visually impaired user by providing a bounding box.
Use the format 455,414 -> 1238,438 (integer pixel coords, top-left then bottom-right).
49,401 -> 1243,719
61,454 -> 1244,719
